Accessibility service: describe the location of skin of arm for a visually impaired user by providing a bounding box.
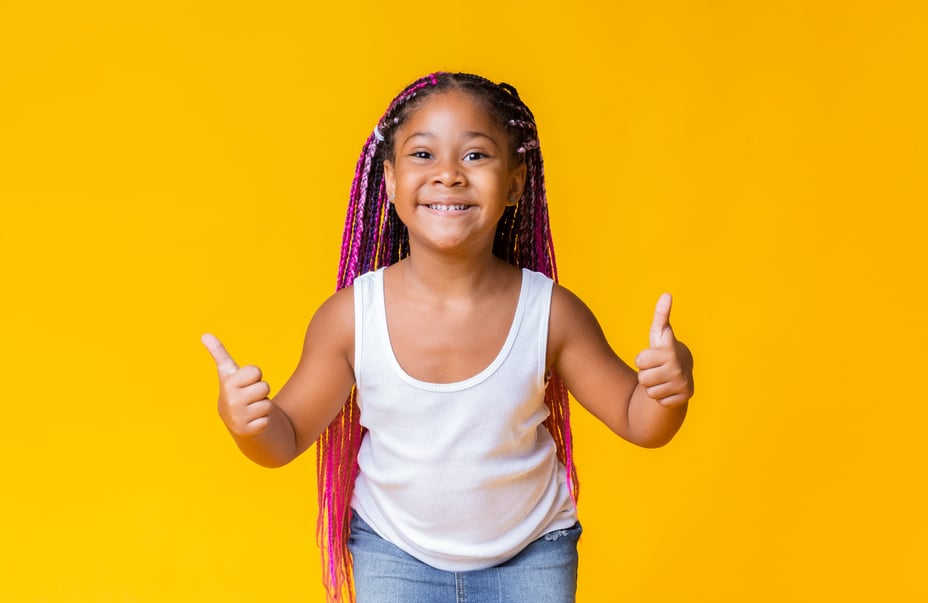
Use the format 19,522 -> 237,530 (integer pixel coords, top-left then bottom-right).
204,287 -> 356,467
548,285 -> 694,448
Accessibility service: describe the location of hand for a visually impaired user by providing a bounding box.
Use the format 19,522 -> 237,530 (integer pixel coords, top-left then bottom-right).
202,333 -> 274,436
634,294 -> 694,407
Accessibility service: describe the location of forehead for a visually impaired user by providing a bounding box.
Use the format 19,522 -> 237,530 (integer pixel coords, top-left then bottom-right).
398,90 -> 504,140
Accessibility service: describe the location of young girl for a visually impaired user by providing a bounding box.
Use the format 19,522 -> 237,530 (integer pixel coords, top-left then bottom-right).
202,72 -> 694,603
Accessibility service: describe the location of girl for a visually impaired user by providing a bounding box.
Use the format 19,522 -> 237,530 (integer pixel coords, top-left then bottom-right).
202,72 -> 694,603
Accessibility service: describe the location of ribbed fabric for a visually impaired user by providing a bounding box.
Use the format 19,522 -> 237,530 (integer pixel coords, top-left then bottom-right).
350,268 -> 578,572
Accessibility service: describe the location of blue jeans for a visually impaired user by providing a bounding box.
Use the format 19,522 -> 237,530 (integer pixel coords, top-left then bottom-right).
348,513 -> 581,602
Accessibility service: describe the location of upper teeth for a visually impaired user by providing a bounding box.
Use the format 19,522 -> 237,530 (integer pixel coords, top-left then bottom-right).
429,204 -> 468,211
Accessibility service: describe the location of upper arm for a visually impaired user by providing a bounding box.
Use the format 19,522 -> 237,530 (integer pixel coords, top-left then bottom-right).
272,286 -> 356,455
548,284 -> 639,440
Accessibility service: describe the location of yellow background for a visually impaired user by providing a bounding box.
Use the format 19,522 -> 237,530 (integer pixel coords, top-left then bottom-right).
2,1 -> 926,601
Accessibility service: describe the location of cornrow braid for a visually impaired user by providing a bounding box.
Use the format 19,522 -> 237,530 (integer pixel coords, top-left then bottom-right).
317,72 -> 577,603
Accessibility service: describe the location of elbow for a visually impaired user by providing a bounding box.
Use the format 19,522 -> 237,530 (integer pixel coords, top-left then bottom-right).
613,424 -> 675,448
235,443 -> 299,469
635,433 -> 676,449
253,446 -> 302,468
253,457 -> 292,469
628,403 -> 688,449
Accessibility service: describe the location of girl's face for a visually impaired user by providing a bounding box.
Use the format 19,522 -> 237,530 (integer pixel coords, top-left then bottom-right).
384,90 -> 526,257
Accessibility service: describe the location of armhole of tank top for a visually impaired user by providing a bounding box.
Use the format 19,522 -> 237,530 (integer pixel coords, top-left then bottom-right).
353,275 -> 365,389
538,273 -> 554,392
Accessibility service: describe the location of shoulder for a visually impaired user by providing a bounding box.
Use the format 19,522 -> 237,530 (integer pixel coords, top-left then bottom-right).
305,284 -> 355,351
311,268 -> 383,324
548,283 -> 607,357
319,284 -> 355,314
550,282 -> 597,324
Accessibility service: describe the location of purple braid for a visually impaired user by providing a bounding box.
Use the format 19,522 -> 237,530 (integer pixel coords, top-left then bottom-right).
317,72 -> 577,603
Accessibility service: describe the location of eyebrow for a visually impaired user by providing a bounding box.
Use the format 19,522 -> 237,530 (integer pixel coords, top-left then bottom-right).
402,131 -> 500,147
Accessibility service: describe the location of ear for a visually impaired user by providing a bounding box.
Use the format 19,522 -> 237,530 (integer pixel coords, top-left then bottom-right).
507,161 -> 527,206
383,159 -> 396,199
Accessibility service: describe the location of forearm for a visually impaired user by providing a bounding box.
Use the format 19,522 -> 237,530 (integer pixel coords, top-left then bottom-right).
229,403 -> 299,468
625,383 -> 688,448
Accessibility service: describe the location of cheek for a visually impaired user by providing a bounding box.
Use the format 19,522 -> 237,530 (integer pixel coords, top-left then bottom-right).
394,163 -> 424,185
489,173 -> 512,193
396,174 -> 418,193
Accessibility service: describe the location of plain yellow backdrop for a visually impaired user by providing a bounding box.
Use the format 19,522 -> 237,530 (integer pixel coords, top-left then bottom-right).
2,1 -> 926,601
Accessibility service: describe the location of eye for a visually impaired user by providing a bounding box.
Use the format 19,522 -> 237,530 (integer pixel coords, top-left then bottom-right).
410,151 -> 432,159
463,151 -> 489,161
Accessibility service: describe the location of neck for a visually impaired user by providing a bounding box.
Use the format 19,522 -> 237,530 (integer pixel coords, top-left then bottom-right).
392,245 -> 515,299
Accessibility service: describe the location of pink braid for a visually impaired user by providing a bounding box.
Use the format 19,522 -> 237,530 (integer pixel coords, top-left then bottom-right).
316,73 -> 578,603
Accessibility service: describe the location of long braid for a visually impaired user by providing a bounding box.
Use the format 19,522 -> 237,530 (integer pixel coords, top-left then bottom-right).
317,73 -> 577,603
496,87 -> 576,501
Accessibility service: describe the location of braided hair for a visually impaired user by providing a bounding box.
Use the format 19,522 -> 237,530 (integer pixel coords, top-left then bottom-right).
318,72 -> 577,602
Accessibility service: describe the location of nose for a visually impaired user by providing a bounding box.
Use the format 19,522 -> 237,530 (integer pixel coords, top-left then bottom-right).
432,155 -> 465,187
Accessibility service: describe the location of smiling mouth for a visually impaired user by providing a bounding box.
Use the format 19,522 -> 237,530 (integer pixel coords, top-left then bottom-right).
427,204 -> 470,211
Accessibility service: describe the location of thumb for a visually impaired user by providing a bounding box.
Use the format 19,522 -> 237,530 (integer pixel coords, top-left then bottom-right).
201,333 -> 239,377
649,293 -> 674,348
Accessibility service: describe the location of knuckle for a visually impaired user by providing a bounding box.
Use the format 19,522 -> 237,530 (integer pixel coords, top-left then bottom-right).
639,370 -> 659,387
247,398 -> 272,418
220,387 -> 244,408
248,417 -> 269,434
235,365 -> 260,383
226,415 -> 249,436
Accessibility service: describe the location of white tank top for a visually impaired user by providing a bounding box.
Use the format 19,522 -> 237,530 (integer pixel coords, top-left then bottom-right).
350,267 -> 577,571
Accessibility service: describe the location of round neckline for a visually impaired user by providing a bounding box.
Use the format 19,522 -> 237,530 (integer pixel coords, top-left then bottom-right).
376,268 -> 530,392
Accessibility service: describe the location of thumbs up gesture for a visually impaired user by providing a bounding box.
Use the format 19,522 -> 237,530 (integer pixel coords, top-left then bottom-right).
634,294 -> 694,407
202,333 -> 274,436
